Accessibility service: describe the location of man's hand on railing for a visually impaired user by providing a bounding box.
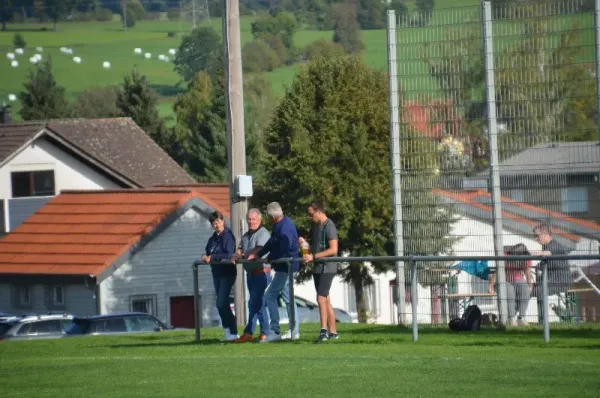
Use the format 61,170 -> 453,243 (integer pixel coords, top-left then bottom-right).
246,253 -> 257,261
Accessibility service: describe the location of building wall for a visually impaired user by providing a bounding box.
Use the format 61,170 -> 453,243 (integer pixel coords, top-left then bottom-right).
0,136 -> 121,200
0,282 -> 96,316
99,207 -> 215,327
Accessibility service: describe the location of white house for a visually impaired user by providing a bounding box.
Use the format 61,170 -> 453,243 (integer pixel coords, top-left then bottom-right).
0,117 -> 195,234
0,189 -> 230,328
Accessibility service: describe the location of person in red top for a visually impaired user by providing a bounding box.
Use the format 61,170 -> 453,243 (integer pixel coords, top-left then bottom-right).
488,243 -> 532,326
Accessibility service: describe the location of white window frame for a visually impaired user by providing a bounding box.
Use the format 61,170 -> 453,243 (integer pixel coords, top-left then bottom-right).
129,294 -> 157,316
53,285 -> 65,305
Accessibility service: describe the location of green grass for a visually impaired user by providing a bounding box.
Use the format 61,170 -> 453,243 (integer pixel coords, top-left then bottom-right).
1,324 -> 600,396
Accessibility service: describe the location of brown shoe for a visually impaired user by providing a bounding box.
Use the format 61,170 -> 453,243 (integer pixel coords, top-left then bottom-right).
234,333 -> 254,343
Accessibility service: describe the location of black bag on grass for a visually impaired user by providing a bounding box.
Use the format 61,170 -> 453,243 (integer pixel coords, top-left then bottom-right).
448,305 -> 482,332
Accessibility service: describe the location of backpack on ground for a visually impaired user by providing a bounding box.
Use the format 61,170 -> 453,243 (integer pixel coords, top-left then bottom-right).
448,305 -> 482,332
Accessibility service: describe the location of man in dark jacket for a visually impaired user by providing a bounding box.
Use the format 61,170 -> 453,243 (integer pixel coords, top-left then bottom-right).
248,202 -> 300,342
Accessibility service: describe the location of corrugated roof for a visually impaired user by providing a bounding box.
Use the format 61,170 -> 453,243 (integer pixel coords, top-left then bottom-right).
476,141 -> 600,176
0,189 -> 227,276
0,118 -> 196,187
154,184 -> 230,218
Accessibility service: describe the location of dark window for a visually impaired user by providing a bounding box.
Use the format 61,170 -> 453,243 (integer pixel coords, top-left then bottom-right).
11,170 -> 55,198
13,285 -> 32,309
17,320 -> 63,335
130,295 -> 157,315
91,318 -> 127,333
0,200 -> 5,236
125,315 -> 163,332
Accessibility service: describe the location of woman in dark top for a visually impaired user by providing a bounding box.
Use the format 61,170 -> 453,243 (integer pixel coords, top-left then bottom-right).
202,211 -> 238,341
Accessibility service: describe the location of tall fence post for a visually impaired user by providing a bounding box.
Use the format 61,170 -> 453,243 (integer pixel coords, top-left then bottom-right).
287,260 -> 296,340
594,0 -> 600,142
193,262 -> 201,342
386,9 -> 408,325
482,1 -> 509,327
411,261 -> 418,342
542,262 -> 550,343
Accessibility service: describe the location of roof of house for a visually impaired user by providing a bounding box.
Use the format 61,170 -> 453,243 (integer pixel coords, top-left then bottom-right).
154,184 -> 230,218
0,189 -> 229,277
0,118 -> 196,187
434,189 -> 600,249
476,141 -> 600,177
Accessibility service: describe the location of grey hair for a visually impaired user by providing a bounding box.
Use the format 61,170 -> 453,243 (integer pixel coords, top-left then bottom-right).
266,202 -> 283,218
247,208 -> 262,218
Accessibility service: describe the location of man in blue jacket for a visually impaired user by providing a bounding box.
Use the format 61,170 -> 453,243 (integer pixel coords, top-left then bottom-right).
248,202 -> 300,342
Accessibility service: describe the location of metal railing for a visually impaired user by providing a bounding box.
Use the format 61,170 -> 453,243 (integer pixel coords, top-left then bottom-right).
192,253 -> 600,344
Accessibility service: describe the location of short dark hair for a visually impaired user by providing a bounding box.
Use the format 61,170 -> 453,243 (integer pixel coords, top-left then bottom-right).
308,200 -> 325,213
209,211 -> 224,224
533,222 -> 552,235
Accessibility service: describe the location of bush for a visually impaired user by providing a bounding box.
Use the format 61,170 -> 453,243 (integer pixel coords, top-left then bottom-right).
304,40 -> 345,61
167,8 -> 180,20
256,32 -> 287,64
72,12 -> 94,22
145,12 -> 161,20
242,39 -> 280,73
167,31 -> 177,37
95,8 -> 114,22
12,12 -> 25,23
13,33 -> 26,49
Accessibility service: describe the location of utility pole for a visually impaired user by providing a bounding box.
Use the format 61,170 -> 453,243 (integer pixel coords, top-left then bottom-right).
122,0 -> 127,33
223,0 -> 248,328
192,0 -> 197,29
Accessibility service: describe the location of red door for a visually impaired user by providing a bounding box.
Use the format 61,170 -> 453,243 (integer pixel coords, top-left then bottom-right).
170,296 -> 195,329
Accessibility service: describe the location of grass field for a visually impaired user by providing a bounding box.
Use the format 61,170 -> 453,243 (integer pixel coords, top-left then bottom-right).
1,323 -> 599,396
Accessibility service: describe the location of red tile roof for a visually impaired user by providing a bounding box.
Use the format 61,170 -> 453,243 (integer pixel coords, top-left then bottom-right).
433,189 -> 600,242
0,189 -> 229,276
154,184 -> 230,218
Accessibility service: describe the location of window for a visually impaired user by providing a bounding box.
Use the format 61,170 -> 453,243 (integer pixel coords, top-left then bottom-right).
130,295 -> 157,315
91,318 -> 127,333
53,285 -> 65,305
366,282 -> 381,316
561,187 -> 588,214
13,285 -> 32,308
124,315 -> 164,332
506,189 -> 524,203
11,170 -> 55,198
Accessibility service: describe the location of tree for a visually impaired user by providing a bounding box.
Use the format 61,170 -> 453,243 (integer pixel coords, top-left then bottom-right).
13,32 -> 26,48
357,0 -> 385,29
173,26 -> 223,83
251,11 -> 298,49
388,0 -> 408,24
415,0 -> 434,26
242,39 -> 281,73
332,3 -> 364,54
44,0 -> 75,31
1,0 -> 13,31
19,59 -> 70,121
121,0 -> 146,28
253,56 -> 394,321
116,68 -> 174,152
71,86 -> 121,118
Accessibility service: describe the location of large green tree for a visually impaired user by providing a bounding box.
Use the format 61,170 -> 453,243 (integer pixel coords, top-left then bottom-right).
19,59 -> 70,120
116,69 -> 175,154
0,0 -> 13,31
332,3 -> 364,54
43,0 -> 75,30
173,26 -> 223,83
255,55 -> 455,321
71,86 -> 121,119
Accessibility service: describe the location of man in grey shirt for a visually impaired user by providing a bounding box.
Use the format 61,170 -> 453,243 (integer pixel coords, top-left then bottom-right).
299,201 -> 339,343
231,208 -> 272,343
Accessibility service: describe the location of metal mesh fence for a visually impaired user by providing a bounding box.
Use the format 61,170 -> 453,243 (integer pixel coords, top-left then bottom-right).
391,0 -> 600,326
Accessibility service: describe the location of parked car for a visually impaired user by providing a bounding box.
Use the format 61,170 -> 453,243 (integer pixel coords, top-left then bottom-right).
210,295 -> 354,327
1,314 -> 74,341
65,313 -> 172,337
0,317 -> 22,338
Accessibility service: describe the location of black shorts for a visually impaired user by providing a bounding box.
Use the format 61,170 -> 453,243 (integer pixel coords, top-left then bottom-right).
313,273 -> 335,297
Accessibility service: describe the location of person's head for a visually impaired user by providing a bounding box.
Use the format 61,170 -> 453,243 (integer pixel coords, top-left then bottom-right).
247,208 -> 262,232
533,223 -> 552,245
209,211 -> 225,234
266,202 -> 284,223
505,243 -> 531,269
307,200 -> 327,224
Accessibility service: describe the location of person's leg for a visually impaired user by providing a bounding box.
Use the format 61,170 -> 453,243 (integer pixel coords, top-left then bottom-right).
280,274 -> 299,336
505,282 -> 517,322
217,275 -> 237,335
212,272 -> 228,336
514,280 -> 530,323
264,271 -> 287,336
314,274 -> 328,330
257,272 -> 271,336
326,298 -> 336,335
243,274 -> 262,336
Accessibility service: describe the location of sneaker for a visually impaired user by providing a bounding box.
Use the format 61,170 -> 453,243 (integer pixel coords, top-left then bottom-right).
234,333 -> 254,343
257,333 -> 268,342
281,330 -> 300,340
315,331 -> 329,343
220,328 -> 231,342
259,333 -> 281,343
225,333 -> 239,341
329,333 -> 339,340
517,318 -> 529,326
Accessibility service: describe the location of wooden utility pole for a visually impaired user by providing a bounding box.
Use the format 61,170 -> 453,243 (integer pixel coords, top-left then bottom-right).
222,0 -> 248,327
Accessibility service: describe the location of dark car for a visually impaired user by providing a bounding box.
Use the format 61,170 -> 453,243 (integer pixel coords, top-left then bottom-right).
65,313 -> 171,336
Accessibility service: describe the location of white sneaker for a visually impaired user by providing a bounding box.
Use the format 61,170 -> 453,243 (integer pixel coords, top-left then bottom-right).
259,333 -> 282,343
281,330 -> 300,340
225,333 -> 240,341
517,318 -> 529,326
220,328 -> 230,342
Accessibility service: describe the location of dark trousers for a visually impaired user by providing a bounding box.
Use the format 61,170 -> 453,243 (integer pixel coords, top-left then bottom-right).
212,272 -> 237,334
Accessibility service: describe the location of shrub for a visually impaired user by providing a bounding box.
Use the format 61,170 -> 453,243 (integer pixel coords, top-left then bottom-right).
167,31 -> 177,37
242,39 -> 280,73
167,8 -> 180,20
304,39 -> 345,61
13,33 -> 26,49
95,8 -> 114,22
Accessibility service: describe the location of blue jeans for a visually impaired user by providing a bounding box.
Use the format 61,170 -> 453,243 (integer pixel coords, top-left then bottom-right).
264,270 -> 299,335
212,272 -> 237,334
244,271 -> 272,335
